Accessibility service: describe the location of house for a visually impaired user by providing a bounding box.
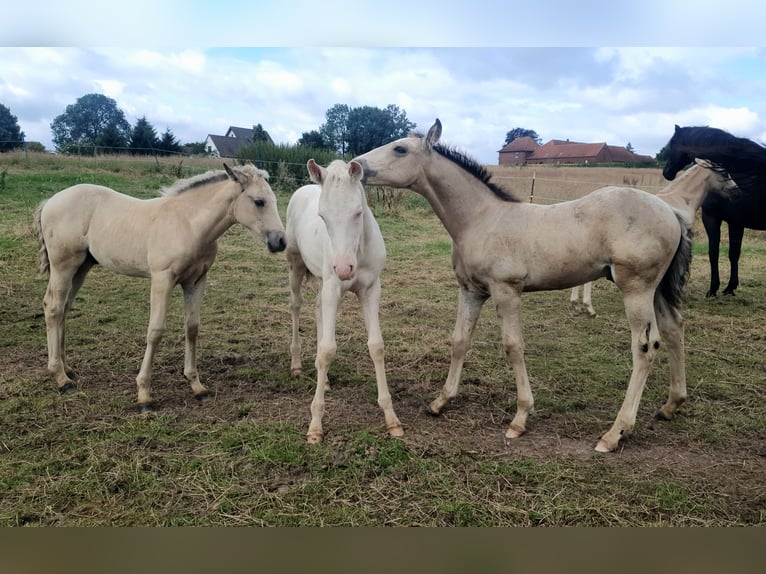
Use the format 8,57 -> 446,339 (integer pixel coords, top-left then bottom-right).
204,125 -> 273,158
498,137 -> 653,165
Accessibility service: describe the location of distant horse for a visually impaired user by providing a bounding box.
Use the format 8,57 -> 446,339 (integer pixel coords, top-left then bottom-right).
34,163 -> 286,410
354,119 -> 693,452
663,124 -> 766,296
286,159 -> 403,443
570,159 -> 737,315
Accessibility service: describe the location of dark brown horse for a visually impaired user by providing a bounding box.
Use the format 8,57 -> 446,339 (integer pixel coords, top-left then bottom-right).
663,125 -> 766,296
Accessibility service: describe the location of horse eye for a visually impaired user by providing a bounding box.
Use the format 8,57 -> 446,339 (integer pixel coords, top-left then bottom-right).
393,145 -> 407,155
253,198 -> 265,207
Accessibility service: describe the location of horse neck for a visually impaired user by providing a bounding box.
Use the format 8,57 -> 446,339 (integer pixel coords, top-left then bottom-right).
172,182 -> 238,242
414,156 -> 502,242
657,168 -> 718,223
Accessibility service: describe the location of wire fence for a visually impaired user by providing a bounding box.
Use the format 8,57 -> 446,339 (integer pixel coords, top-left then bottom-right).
1,140 -> 668,205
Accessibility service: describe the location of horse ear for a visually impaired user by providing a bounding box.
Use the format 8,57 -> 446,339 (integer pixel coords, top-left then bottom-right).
425,119 -> 442,150
223,163 -> 247,187
307,159 -> 324,184
674,124 -> 681,133
348,160 -> 363,181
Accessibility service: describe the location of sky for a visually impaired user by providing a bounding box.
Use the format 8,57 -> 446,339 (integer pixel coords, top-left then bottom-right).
2,1 -> 766,164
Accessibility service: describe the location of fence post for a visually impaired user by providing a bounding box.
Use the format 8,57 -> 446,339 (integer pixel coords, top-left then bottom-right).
529,171 -> 536,203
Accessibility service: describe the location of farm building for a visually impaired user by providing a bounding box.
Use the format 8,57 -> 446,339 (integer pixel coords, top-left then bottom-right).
204,125 -> 273,158
498,137 -> 653,165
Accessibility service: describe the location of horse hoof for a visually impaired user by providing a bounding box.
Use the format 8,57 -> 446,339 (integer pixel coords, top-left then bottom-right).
65,369 -> 78,380
290,367 -> 302,377
505,425 -> 525,440
138,403 -> 154,414
307,432 -> 323,444
654,409 -> 672,421
194,390 -> 211,402
594,439 -> 615,453
58,382 -> 77,394
388,425 -> 405,438
426,400 -> 444,416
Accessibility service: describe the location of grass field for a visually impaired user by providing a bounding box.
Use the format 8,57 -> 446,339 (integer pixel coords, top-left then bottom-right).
1,152 -> 764,526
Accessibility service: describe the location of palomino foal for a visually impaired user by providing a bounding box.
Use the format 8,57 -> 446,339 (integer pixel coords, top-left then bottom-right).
355,119 -> 693,453
35,163 -> 286,410
286,159 -> 403,443
569,159 -> 736,316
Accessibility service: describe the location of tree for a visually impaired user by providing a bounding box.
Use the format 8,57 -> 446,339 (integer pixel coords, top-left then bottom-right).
297,130 -> 328,149
385,104 -> 416,139
344,105 -> 416,156
319,104 -> 350,154
183,141 -> 207,155
626,142 -> 635,153
51,93 -> 131,153
96,121 -> 129,152
251,123 -> 271,143
655,144 -> 669,163
129,116 -> 159,154
504,127 -> 541,145
157,128 -> 181,155
0,103 -> 25,152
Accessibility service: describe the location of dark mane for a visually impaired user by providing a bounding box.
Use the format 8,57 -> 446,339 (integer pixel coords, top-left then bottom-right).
672,126 -> 766,194
161,169 -> 229,197
673,126 -> 766,166
432,143 -> 519,202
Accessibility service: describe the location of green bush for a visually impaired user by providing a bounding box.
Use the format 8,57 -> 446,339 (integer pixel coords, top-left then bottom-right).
236,142 -> 340,193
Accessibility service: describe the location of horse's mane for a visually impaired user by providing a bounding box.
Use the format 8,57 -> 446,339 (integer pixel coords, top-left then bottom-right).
673,126 -> 766,165
160,164 -> 270,197
408,130 -> 518,202
672,126 -> 766,194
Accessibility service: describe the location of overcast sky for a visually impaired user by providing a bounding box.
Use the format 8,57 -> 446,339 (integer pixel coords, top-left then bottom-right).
3,1 -> 766,164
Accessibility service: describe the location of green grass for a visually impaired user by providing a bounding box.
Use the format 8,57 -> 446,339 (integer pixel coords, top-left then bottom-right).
1,152 -> 765,526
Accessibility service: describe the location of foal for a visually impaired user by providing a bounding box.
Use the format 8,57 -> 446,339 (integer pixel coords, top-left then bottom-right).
286,159 -> 403,442
35,163 -> 286,409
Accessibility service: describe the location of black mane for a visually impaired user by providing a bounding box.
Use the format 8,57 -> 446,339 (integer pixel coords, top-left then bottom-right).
432,143 -> 519,202
671,126 -> 766,195
673,126 -> 766,166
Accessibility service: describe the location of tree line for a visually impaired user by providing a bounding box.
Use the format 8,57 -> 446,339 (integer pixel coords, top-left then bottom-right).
0,94 -> 417,158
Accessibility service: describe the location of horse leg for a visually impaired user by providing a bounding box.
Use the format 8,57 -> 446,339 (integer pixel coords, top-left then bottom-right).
307,280 -> 342,443
357,279 -> 404,438
488,281 -> 533,439
702,211 -> 721,297
581,281 -> 596,317
596,290 -> 660,452
60,258 -> 94,381
135,274 -> 174,411
429,286 -> 487,415
43,266 -> 78,392
181,276 -> 210,400
314,290 -> 329,391
723,223 -> 744,296
288,255 -> 308,376
43,251 -> 89,393
653,294 -> 686,421
569,285 -> 580,310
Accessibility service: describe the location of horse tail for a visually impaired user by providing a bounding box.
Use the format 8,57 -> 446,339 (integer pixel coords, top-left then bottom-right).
659,211 -> 693,308
33,200 -> 50,276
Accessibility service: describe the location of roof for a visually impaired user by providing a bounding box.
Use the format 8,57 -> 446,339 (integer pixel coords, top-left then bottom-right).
498,136 -> 539,153
532,140 -> 607,160
206,134 -> 248,158
205,125 -> 274,158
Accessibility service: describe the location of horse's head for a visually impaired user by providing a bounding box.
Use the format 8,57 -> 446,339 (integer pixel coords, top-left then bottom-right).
663,125 -> 695,181
353,119 -> 442,189
309,158 -> 366,281
226,163 -> 286,253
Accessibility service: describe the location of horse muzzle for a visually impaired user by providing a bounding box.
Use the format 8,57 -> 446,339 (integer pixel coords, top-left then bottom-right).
333,254 -> 357,281
267,231 -> 287,253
